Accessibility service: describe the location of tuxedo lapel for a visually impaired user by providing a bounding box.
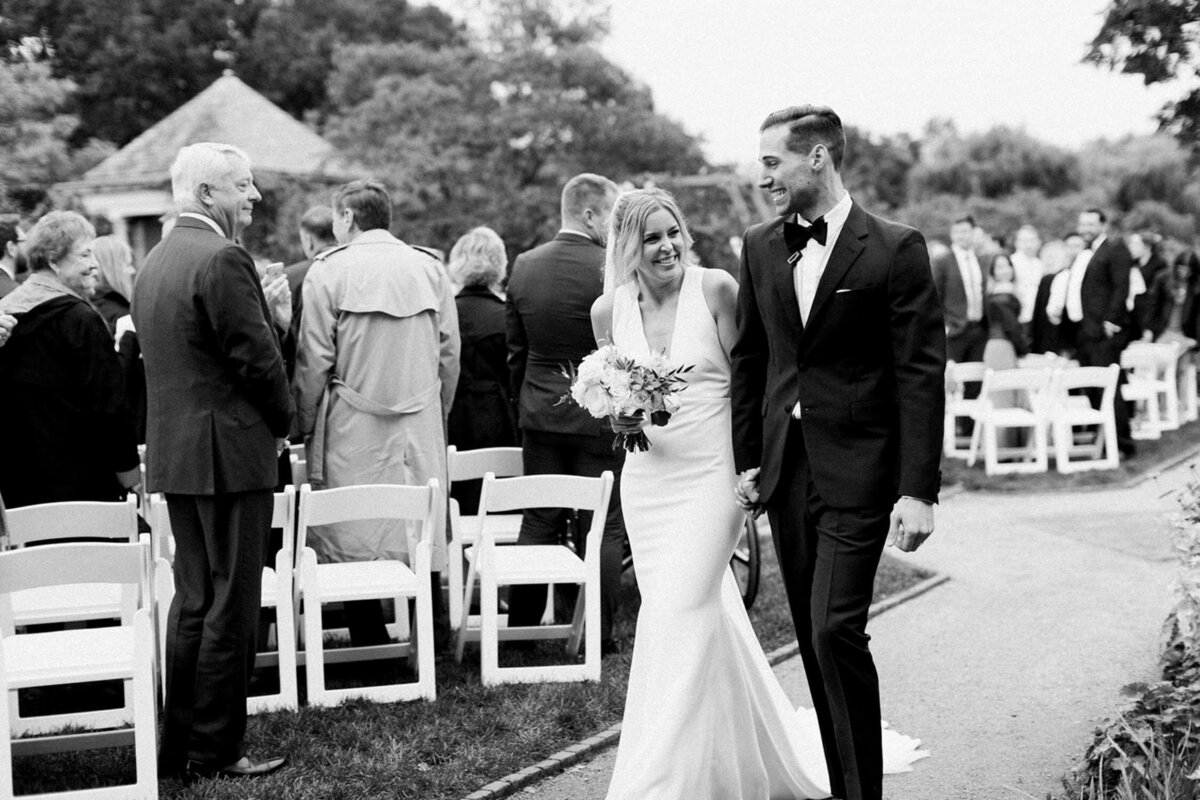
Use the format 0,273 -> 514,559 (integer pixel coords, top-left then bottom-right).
801,204 -> 867,341
765,219 -> 804,334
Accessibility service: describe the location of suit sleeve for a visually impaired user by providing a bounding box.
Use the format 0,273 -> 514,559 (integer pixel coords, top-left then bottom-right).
202,245 -> 293,437
1104,246 -> 1132,327
437,269 -> 461,420
293,262 -> 337,437
887,230 -> 946,503
505,259 -> 528,408
730,233 -> 767,474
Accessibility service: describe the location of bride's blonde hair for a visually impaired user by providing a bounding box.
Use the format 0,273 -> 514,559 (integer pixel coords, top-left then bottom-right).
603,188 -> 697,293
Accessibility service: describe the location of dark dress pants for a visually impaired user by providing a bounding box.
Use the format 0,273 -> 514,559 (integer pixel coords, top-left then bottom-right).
766,425 -> 890,800
506,430 -> 626,643
946,321 -> 987,366
159,490 -> 272,772
1075,331 -> 1134,452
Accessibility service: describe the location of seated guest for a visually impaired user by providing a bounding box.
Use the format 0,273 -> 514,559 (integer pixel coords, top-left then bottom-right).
91,234 -> 136,335
446,226 -> 519,514
0,211 -> 140,508
1143,249 -> 1200,347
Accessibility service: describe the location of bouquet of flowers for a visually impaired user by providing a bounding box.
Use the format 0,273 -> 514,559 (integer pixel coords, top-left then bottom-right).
560,344 -> 693,452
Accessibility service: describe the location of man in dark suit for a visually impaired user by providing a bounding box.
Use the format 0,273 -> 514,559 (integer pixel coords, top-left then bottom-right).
133,142 -> 293,780
505,173 -> 626,654
282,205 -> 336,378
1066,207 -> 1135,455
0,215 -> 24,299
930,214 -> 986,363
732,106 -> 945,800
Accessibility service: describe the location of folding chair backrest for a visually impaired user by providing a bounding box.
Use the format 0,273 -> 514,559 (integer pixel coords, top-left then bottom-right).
478,473 -> 612,516
1123,341 -> 1181,374
0,540 -> 148,595
297,481 -> 438,555
1056,364 -> 1119,393
272,485 -> 297,561
5,496 -> 140,548
447,446 -> 524,483
985,367 -> 1051,394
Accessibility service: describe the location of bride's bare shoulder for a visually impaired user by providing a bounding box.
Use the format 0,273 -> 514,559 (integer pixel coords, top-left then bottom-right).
699,267 -> 738,315
590,290 -> 617,345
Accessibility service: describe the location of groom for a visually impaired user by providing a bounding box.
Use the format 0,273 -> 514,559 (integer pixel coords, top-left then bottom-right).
731,105 -> 945,800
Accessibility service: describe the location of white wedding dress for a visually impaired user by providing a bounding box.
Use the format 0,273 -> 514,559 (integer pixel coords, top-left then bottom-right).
605,267 -> 927,800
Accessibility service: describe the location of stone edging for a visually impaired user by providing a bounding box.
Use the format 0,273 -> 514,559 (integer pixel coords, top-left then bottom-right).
460,572 -> 951,800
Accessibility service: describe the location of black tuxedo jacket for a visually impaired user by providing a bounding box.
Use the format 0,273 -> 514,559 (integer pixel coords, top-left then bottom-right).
505,231 -> 609,437
930,247 -> 980,338
1078,236 -> 1132,342
132,216 -> 293,495
731,203 -> 946,508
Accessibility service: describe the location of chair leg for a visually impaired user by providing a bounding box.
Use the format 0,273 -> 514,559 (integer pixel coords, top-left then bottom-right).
454,547 -> 479,663
415,546 -> 436,700
565,585 -> 585,657
448,540 -> 463,632
540,584 -> 555,626
967,418 -> 982,467
304,594 -> 326,707
480,572 -> 499,687
133,612 -> 158,795
0,671 -> 13,800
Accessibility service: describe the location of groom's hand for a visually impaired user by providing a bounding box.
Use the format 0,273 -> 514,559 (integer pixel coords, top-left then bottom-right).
735,468 -> 764,519
887,496 -> 934,552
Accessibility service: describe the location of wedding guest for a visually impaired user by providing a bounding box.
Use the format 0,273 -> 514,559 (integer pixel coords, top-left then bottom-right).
293,179 -> 460,648
134,142 -> 292,780
1030,238 -> 1073,354
283,205 -> 336,378
91,235 -> 135,335
1011,225 -> 1043,330
0,211 -> 140,508
1128,231 -> 1167,337
0,215 -> 25,299
505,173 -> 627,654
984,252 -> 1030,367
931,214 -> 987,363
446,226 -> 518,514
1142,249 -> 1200,346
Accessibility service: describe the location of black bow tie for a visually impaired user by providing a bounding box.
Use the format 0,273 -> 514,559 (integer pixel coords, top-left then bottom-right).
784,217 -> 827,260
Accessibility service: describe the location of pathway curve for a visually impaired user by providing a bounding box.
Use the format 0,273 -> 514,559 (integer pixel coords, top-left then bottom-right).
514,463 -> 1188,799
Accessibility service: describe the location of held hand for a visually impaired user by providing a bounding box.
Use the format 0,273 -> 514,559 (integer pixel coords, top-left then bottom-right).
262,274 -> 292,331
276,437 -> 289,457
609,412 -> 649,434
115,467 -> 141,490
734,467 -> 764,519
0,314 -> 15,347
886,496 -> 934,552
1102,321 -> 1121,338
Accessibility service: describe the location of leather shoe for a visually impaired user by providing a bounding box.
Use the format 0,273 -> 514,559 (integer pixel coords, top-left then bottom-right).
187,754 -> 287,780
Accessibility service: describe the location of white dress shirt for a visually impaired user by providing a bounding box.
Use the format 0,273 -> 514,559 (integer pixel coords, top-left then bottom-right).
1010,252 -> 1043,324
952,246 -> 984,322
1065,235 -> 1104,323
793,191 -> 853,325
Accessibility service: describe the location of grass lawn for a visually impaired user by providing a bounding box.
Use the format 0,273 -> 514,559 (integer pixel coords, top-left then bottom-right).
12,535 -> 931,799
942,418 -> 1200,493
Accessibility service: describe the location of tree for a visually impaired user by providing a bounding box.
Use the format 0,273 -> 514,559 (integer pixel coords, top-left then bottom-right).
1086,0 -> 1200,148
0,60 -> 112,213
0,0 -> 463,146
841,127 -> 917,211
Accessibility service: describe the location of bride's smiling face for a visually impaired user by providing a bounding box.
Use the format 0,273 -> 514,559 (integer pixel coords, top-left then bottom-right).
638,208 -> 684,281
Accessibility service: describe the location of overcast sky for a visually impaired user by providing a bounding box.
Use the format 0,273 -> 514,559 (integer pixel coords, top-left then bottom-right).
596,0 -> 1180,166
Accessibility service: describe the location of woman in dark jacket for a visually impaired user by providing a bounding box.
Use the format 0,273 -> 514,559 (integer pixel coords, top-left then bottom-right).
1143,249 -> 1200,346
0,211 -> 140,508
445,226 -> 518,513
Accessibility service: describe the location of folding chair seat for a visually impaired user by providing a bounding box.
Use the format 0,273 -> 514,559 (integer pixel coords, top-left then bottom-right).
943,361 -> 986,459
446,446 -> 525,633
1047,364 -> 1120,473
1122,341 -> 1182,438
296,481 -> 438,706
152,488 -> 299,714
968,368 -> 1051,475
455,471 -> 614,686
0,540 -> 157,799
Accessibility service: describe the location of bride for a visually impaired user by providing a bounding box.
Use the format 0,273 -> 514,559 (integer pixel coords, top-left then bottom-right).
591,188 -> 925,800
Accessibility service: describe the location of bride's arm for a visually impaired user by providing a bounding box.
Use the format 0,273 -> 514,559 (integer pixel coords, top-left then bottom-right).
590,291 -> 616,348
700,269 -> 739,360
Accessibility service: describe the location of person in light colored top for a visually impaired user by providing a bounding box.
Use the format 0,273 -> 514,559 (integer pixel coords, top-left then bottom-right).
1010,225 -> 1043,327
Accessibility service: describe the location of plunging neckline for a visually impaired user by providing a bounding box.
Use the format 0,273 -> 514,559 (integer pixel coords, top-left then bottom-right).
633,268 -> 689,360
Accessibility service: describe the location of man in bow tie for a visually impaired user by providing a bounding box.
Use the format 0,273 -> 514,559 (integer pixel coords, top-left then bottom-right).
731,105 -> 946,800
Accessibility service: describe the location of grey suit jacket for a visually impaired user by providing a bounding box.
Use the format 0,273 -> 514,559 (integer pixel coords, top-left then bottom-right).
132,216 -> 293,495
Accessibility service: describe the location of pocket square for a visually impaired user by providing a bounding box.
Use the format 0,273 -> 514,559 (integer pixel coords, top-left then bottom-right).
835,288 -> 854,294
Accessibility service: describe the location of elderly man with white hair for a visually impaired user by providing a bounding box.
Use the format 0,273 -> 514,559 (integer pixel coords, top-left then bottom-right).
132,142 -> 294,781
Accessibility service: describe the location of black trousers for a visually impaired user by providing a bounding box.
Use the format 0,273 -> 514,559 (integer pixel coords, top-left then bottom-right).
160,490 -> 272,772
1075,332 -> 1134,452
946,321 -> 987,365
766,426 -> 889,800
506,430 -> 626,643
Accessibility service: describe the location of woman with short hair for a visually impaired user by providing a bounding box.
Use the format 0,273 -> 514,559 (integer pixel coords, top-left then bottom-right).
0,210 -> 140,507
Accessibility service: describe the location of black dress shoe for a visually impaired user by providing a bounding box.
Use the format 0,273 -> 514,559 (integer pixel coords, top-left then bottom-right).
187,754 -> 287,780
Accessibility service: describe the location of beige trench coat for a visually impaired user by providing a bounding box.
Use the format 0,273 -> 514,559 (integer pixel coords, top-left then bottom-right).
294,229 -> 460,571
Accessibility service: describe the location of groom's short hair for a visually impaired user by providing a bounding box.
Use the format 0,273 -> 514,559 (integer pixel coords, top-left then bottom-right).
760,105 -> 846,170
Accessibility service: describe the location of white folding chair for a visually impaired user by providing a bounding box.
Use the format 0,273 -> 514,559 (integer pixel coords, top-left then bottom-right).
446,446 -> 525,633
296,481 -> 438,706
290,453 -> 306,491
456,471 -> 614,686
1122,341 -> 1182,439
1047,365 -> 1120,473
968,368 -> 1051,475
943,361 -> 986,459
0,541 -> 158,800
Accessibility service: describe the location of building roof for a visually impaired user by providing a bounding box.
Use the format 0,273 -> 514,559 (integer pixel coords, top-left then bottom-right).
79,71 -> 350,188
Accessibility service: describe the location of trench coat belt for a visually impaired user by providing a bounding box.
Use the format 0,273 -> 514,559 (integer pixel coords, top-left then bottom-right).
308,376 -> 442,484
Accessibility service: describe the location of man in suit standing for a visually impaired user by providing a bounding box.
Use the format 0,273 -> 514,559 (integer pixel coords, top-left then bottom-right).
505,173 -> 627,654
133,142 -> 293,780
732,106 -> 945,800
1066,207 -> 1135,456
0,216 -> 25,299
931,214 -> 986,363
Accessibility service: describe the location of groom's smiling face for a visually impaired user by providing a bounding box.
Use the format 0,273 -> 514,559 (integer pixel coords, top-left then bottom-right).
758,125 -> 818,220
